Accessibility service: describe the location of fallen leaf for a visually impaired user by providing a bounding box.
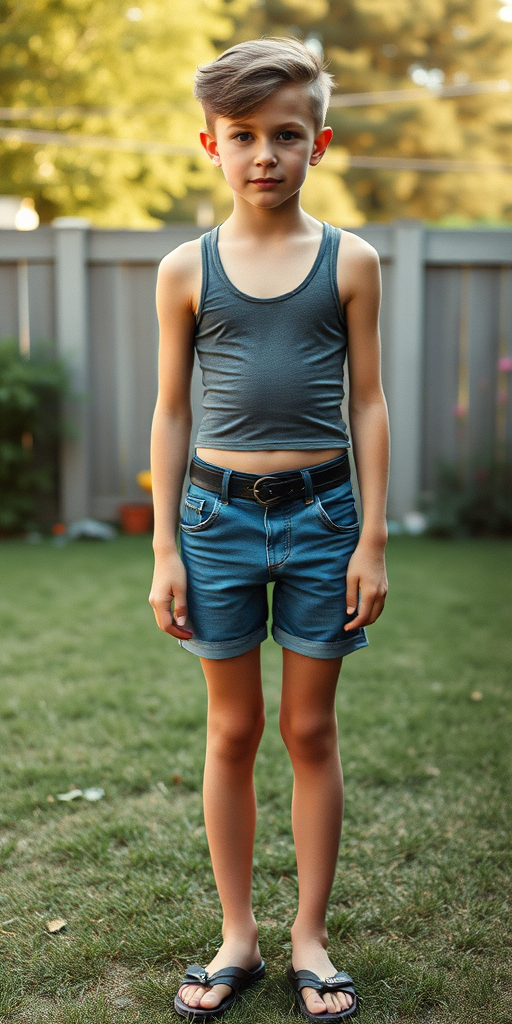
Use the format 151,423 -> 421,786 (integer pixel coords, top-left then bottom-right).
46,918 -> 67,933
470,691 -> 483,701
156,781 -> 168,795
425,766 -> 440,777
57,790 -> 83,801
172,774 -> 183,785
46,794 -> 55,803
0,929 -> 16,935
83,787 -> 105,801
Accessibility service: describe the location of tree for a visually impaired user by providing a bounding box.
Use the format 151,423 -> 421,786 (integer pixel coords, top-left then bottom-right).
229,0 -> 512,224
0,0 -> 247,226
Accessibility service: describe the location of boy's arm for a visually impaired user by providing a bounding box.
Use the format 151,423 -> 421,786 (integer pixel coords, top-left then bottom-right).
149,244 -> 198,639
342,240 -> 390,631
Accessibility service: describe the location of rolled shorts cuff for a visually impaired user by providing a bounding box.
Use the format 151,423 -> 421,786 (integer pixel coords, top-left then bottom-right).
179,624 -> 268,660
272,624 -> 368,660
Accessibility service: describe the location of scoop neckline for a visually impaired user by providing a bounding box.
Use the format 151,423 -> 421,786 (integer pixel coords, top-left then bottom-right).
211,222 -> 328,303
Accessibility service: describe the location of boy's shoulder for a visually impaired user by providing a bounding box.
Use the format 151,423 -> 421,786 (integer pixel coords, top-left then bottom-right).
158,236 -> 203,279
338,226 -> 379,264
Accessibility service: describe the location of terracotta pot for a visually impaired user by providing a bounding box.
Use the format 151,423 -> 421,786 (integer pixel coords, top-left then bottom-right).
119,503 -> 153,534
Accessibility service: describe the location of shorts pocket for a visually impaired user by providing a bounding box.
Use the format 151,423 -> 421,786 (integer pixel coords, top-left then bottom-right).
180,490 -> 222,532
315,485 -> 359,534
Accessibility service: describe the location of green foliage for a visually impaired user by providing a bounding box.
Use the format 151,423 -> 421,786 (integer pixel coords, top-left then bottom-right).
424,461 -> 512,538
231,0 -> 512,224
0,0 -> 247,226
0,339 -> 68,533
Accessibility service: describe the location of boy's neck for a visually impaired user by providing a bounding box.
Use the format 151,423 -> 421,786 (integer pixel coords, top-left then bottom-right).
222,194 -> 319,241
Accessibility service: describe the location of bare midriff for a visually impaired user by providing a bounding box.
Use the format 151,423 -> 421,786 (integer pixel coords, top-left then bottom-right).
196,448 -> 345,475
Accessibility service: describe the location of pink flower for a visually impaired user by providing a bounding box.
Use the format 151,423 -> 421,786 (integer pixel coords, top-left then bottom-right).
498,356 -> 512,373
453,402 -> 467,418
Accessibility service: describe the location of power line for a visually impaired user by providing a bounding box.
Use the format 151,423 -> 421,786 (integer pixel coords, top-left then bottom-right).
0,126 -> 196,155
329,78 -> 511,107
347,154 -> 512,172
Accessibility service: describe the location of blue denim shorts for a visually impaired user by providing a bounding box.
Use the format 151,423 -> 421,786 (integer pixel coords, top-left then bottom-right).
178,455 -> 368,661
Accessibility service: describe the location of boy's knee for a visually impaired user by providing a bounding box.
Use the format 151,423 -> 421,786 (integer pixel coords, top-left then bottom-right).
210,708 -> 265,763
279,710 -> 337,763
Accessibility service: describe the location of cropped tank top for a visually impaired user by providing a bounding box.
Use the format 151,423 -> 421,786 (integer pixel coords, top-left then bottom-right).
194,221 -> 350,451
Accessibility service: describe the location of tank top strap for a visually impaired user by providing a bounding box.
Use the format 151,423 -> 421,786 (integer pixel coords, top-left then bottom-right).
197,228 -> 218,321
322,222 -> 345,324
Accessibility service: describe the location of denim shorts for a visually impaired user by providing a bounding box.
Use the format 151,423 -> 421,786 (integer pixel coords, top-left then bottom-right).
178,455 -> 368,661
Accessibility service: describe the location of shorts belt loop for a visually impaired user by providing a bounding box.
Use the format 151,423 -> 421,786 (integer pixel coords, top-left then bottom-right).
220,468 -> 232,504
300,469 -> 314,505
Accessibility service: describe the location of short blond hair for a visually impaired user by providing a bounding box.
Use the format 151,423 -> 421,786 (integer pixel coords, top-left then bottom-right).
194,37 -> 334,135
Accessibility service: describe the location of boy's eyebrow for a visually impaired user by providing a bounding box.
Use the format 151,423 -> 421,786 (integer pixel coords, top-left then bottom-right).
227,120 -> 307,131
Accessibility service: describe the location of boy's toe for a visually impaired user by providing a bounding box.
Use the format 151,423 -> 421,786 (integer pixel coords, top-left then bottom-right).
179,983 -> 206,1007
303,988 -> 327,1014
199,983 -> 231,1008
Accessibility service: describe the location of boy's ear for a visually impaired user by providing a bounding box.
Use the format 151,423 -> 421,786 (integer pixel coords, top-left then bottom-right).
200,130 -> 222,167
309,127 -> 333,166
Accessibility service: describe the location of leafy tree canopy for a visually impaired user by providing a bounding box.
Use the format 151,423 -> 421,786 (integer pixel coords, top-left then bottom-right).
231,0 -> 512,224
0,0 -> 246,225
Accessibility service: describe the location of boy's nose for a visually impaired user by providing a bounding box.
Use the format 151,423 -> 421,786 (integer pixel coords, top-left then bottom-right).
254,144 -> 278,167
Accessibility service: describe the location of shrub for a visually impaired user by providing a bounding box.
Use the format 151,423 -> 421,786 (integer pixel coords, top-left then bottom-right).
0,339 -> 69,533
424,460 -> 512,538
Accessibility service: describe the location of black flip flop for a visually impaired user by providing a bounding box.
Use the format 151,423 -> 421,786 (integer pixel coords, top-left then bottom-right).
287,964 -> 358,1021
174,960 -> 265,1020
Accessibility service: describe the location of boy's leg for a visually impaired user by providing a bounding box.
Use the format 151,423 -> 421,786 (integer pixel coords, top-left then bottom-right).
280,649 -> 352,1017
178,646 -> 265,1011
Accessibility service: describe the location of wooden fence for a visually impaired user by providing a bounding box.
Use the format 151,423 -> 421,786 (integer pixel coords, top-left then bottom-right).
1,218 -> 511,522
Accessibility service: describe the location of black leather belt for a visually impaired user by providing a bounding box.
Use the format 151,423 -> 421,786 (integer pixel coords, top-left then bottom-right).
189,455 -> 350,507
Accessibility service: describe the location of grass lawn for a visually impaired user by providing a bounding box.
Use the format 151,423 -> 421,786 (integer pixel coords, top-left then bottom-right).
0,535 -> 510,1024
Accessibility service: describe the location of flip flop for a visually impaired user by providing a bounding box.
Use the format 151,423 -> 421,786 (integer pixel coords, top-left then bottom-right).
287,964 -> 358,1020
174,960 -> 265,1020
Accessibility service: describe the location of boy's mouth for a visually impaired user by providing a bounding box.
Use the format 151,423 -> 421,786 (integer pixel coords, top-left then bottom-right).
250,177 -> 283,188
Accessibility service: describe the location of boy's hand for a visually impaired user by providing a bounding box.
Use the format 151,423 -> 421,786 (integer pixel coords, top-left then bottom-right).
149,550 -> 194,639
344,538 -> 388,631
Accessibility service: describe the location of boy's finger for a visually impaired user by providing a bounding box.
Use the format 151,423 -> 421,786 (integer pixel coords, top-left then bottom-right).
365,595 -> 387,625
344,596 -> 373,630
345,576 -> 360,615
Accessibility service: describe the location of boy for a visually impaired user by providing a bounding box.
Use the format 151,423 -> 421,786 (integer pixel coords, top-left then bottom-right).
149,37 -> 389,1021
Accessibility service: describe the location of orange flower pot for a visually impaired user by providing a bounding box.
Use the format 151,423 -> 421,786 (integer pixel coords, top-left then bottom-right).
119,503 -> 153,535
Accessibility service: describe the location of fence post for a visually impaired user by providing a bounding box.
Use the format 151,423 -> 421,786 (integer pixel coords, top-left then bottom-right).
52,217 -> 91,524
387,219 -> 425,520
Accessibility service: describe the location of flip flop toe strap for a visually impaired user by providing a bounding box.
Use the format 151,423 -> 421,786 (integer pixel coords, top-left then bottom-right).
181,964 -> 259,993
293,969 -> 356,997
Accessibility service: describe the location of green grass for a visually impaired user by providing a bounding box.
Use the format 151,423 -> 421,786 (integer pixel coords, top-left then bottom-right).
0,535 -> 511,1023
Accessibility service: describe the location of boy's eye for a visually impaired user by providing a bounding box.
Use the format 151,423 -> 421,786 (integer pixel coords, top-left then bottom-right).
278,131 -> 300,141
234,132 -> 252,142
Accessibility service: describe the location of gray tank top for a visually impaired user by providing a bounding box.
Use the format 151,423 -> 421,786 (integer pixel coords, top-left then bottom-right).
194,221 -> 350,450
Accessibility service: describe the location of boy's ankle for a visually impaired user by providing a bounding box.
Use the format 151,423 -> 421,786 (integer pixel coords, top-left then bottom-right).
290,922 -> 329,948
221,918 -> 259,946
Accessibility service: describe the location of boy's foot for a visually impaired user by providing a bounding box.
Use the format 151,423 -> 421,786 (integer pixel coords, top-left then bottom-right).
291,940 -> 354,1015
177,937 -> 262,1011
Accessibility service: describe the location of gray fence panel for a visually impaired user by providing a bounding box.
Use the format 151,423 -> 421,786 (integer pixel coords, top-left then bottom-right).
467,268 -> 501,471
89,263 -> 121,508
422,267 -> 462,492
0,263 -> 18,338
27,262 -> 55,351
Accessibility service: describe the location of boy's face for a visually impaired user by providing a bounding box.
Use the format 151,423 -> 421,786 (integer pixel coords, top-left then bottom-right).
200,83 -> 332,211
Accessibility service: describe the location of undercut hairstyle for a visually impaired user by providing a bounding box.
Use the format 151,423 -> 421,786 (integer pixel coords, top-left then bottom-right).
194,37 -> 334,135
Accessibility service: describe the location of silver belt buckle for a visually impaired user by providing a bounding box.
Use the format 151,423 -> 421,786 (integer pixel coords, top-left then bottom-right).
253,475 -> 283,507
